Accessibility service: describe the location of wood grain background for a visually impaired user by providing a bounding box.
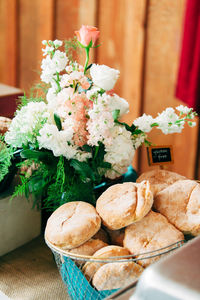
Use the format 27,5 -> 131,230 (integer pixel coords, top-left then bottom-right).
0,0 -> 199,178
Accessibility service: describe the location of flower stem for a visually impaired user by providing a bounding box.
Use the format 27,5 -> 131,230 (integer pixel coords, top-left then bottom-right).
84,47 -> 90,74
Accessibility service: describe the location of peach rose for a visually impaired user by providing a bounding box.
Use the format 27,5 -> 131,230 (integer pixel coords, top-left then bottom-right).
75,25 -> 100,47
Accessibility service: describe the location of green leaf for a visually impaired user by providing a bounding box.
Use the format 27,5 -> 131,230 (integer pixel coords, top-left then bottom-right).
28,175 -> 47,194
115,120 -> 137,134
112,109 -> 120,121
87,40 -> 93,49
151,122 -> 159,127
77,40 -> 85,48
100,161 -> 111,169
86,64 -> 93,71
20,149 -> 53,164
144,139 -> 152,146
82,144 -> 92,152
93,44 -> 101,48
70,159 -> 95,182
54,113 -> 62,131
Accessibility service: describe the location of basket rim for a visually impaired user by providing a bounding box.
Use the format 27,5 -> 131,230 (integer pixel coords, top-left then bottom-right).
45,237 -> 184,263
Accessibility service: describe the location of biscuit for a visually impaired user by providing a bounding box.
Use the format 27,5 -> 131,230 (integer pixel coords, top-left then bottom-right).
82,245 -> 130,280
124,210 -> 184,267
96,181 -> 153,230
136,169 -> 186,196
45,201 -> 101,249
92,261 -> 143,290
69,239 -> 108,256
154,180 -> 200,236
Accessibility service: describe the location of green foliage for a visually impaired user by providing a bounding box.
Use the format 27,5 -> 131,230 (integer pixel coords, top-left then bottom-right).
0,141 -> 14,182
9,141 -> 112,211
64,37 -> 82,61
16,82 -> 48,111
10,175 -> 30,201
54,113 -> 62,131
112,109 -> 137,135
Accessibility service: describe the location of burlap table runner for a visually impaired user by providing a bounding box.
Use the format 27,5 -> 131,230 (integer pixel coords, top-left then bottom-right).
0,236 -> 69,300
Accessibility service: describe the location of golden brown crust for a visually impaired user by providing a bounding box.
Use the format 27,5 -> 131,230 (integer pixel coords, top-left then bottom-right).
154,180 -> 200,236
0,116 -> 11,134
82,245 -> 130,280
136,169 -> 186,196
45,201 -> 101,249
69,239 -> 108,256
124,210 -> 184,267
92,261 -> 143,290
96,181 -> 153,230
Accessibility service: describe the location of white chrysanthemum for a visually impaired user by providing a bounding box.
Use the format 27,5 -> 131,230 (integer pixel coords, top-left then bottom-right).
5,102 -> 48,148
155,107 -> 184,134
90,64 -> 120,91
133,114 -> 154,133
176,105 -> 192,115
87,95 -> 114,146
103,125 -> 135,179
103,93 -> 129,117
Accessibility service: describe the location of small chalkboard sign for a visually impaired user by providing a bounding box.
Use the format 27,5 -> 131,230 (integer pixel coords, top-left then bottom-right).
147,145 -> 174,166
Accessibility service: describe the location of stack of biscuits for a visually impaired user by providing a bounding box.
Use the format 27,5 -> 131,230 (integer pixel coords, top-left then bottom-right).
45,169 -> 200,291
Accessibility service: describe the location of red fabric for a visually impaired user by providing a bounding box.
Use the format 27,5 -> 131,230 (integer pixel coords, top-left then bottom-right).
175,0 -> 200,114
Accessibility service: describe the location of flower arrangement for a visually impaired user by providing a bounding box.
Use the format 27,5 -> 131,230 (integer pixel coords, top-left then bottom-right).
0,25 -> 197,211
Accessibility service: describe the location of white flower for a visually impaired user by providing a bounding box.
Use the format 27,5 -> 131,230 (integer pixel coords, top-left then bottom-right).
47,88 -> 74,119
38,124 -> 90,161
133,114 -> 154,133
41,50 -> 68,84
86,87 -> 100,101
155,107 -> 184,134
103,125 -> 135,179
53,39 -> 63,48
132,132 -> 147,149
87,95 -> 114,146
90,64 -> 120,91
42,45 -> 54,56
52,50 -> 68,72
60,71 -> 84,88
104,93 -> 129,117
5,102 -> 48,148
176,105 -> 192,115
46,87 -> 57,102
38,124 -> 75,158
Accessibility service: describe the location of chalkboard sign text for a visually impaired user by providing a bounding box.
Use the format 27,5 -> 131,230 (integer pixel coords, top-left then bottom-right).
147,145 -> 174,166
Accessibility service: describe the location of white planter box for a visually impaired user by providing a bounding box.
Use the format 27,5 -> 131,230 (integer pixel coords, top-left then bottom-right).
0,177 -> 41,256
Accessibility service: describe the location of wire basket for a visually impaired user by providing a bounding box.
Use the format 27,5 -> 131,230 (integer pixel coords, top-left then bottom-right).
45,238 -> 184,300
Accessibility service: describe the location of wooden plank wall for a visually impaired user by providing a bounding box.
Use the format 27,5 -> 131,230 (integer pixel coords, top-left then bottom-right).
0,0 -> 199,179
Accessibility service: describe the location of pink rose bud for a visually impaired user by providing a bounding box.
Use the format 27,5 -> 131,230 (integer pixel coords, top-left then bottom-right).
75,25 -> 100,47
